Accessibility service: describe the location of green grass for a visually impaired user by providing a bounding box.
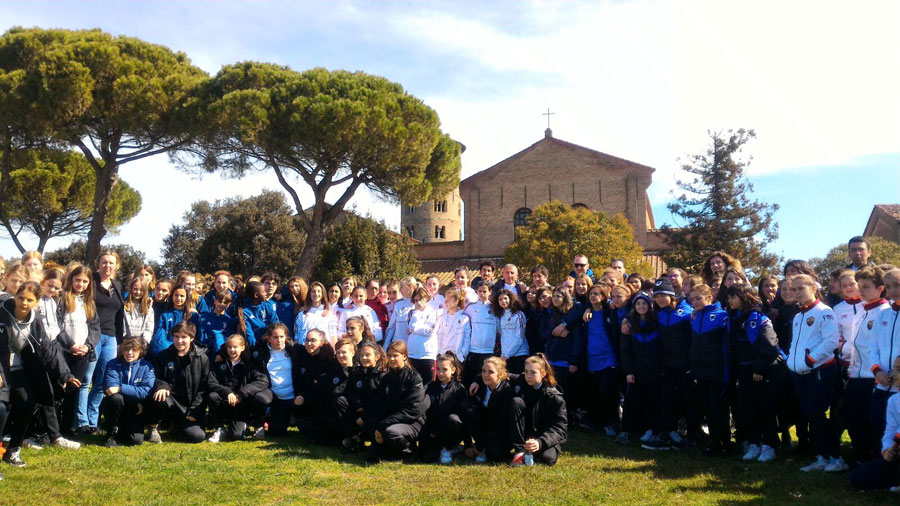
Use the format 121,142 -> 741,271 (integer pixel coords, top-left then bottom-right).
1,429 -> 893,505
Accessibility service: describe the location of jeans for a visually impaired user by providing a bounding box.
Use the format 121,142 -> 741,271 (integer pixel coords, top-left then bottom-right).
87,334 -> 118,427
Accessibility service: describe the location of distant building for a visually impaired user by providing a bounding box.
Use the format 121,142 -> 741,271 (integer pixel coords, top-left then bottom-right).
864,204 -> 900,244
400,129 -> 669,283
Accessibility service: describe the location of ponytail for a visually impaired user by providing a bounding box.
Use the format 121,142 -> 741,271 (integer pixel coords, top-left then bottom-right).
436,351 -> 463,382
525,353 -> 557,387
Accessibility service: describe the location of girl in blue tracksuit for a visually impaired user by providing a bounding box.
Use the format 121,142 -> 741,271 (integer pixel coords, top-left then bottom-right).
727,284 -> 785,463
198,291 -> 238,358
688,284 -> 731,456
652,277 -> 696,446
618,292 -> 663,448
493,289 -> 528,374
276,276 -> 307,339
102,337 -> 155,446
581,284 -> 621,436
150,283 -> 199,357
540,286 -> 583,412
238,281 -> 280,347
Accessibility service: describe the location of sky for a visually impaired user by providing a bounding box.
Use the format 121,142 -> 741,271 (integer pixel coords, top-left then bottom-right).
1,0 -> 898,264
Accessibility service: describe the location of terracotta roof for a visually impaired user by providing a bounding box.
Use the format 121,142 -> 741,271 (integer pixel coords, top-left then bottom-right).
461,134 -> 655,189
875,204 -> 900,221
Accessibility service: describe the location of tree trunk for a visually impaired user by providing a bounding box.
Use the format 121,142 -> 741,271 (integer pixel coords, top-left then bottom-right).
295,227 -> 324,279
85,159 -> 118,263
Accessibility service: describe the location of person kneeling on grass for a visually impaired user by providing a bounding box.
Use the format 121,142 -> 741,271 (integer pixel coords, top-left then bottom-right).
103,337 -> 155,447
849,355 -> 900,493
508,353 -> 568,466
362,340 -> 427,463
146,322 -> 210,444
249,323 -> 303,439
418,351 -> 469,464
0,281 -> 81,471
206,334 -> 268,443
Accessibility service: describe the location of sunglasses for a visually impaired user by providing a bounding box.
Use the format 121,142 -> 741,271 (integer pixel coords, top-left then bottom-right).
574,263 -> 587,268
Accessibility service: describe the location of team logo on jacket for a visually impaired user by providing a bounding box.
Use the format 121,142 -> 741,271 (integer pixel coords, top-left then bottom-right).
823,314 -> 833,320
749,320 -> 757,328
333,377 -> 340,385
515,385 -> 521,393
220,363 -> 227,371
301,367 -> 306,374
709,314 -> 716,322
356,380 -> 362,388
676,309 -> 684,315
867,320 -> 874,330
252,350 -> 259,358
806,317 -> 815,326
167,362 -> 175,370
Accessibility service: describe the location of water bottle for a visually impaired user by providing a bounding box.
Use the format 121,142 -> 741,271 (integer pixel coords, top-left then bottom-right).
524,453 -> 534,466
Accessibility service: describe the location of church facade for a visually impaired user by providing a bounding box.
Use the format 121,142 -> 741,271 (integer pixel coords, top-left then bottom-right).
401,129 -> 669,281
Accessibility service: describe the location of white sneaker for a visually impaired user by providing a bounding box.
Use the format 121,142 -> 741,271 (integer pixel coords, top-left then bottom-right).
742,444 -> 761,461
800,455 -> 829,472
757,445 -> 776,463
23,437 -> 44,451
823,456 -> 849,472
52,436 -> 81,450
208,427 -> 224,444
640,430 -> 653,443
439,448 -> 452,465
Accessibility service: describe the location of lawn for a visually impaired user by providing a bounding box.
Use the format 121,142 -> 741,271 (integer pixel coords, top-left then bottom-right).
1,429 -> 893,505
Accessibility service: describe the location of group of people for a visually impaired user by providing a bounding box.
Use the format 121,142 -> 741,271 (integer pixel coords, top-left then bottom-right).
0,235 -> 898,493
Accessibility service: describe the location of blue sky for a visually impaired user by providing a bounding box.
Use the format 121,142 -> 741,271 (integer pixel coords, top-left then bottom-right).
1,0 -> 898,263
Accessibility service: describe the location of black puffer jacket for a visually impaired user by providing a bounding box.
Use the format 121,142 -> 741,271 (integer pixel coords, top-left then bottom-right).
152,343 -> 210,420
0,299 -> 75,404
208,349 -> 269,401
345,366 -> 384,415
519,382 -> 568,450
365,365 -> 426,433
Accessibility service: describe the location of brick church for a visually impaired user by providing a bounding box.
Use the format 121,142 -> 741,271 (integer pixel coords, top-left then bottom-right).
401,128 -> 669,282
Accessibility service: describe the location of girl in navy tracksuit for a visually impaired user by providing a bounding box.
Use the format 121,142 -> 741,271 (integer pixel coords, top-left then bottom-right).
688,284 -> 731,455
238,281 -> 280,348
102,337 -> 155,446
150,283 -> 199,357
363,340 -> 427,463
418,351 -> 469,463
464,356 -> 519,463
276,276 -> 307,339
206,334 -> 269,442
291,328 -> 336,423
541,286 -> 582,414
341,340 -> 385,452
618,292 -> 663,448
508,354 -> 568,466
297,337 -> 356,445
726,284 -> 785,462
581,284 -> 621,436
198,290 -> 238,359
653,277 -> 696,446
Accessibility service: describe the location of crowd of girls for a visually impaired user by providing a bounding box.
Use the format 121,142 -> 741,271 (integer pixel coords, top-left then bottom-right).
0,236 -> 898,492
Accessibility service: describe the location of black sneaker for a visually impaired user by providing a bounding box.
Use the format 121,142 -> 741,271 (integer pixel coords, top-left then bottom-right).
3,447 -> 25,467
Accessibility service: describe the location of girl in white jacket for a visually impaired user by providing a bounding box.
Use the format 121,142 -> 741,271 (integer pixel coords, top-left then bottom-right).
493,288 -> 529,374
438,287 -> 472,361
123,277 -> 154,344
295,281 -> 339,345
787,274 -> 841,473
406,286 -> 439,383
338,286 -> 383,343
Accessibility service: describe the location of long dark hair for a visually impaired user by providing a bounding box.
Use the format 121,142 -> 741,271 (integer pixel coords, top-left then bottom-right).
491,288 -> 522,317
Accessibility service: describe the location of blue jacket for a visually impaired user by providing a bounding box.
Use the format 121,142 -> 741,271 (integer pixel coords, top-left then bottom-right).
541,307 -> 584,367
689,303 -> 730,381
729,309 -> 783,375
103,357 -> 155,400
582,304 -> 620,373
658,305 -> 693,371
198,312 -> 238,358
204,289 -> 238,317
276,300 -> 300,338
150,308 -> 199,356
242,301 -> 279,347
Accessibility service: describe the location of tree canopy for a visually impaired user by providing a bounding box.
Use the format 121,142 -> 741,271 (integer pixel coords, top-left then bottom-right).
314,211 -> 419,286
0,27 -> 207,262
810,236 -> 900,283
0,149 -> 140,253
504,200 -> 651,283
660,129 -> 779,276
159,190 -> 305,279
186,63 -> 460,278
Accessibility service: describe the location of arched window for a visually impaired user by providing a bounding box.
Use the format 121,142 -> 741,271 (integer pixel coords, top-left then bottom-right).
434,226 -> 440,238
439,226 -> 446,239
407,206 -> 416,214
572,203 -> 588,210
514,208 -> 532,229
433,200 -> 447,212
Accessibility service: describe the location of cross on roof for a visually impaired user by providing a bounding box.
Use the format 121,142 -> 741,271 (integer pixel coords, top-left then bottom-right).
542,107 -> 555,129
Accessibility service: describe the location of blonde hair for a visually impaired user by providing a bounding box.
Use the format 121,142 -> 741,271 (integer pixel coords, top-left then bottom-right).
483,356 -> 509,382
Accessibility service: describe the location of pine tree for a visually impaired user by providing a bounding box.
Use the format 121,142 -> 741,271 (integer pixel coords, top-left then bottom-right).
660,129 -> 779,276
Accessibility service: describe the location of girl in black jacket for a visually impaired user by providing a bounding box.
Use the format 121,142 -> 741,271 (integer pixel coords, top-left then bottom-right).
297,337 -> 356,445
618,292 -> 663,448
342,340 -> 385,451
0,282 -> 80,468
363,340 -> 426,463
147,321 -> 210,444
206,334 -> 269,442
463,355 -> 519,463
727,284 -> 785,463
419,351 -> 468,464
509,353 -> 568,466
